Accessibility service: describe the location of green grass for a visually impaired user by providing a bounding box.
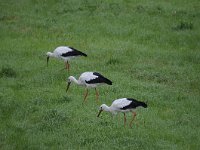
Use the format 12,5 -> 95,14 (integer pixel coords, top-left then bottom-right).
0,0 -> 200,149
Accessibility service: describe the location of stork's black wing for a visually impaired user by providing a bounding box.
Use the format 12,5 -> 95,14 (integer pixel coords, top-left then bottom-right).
120,98 -> 147,110
61,47 -> 87,57
85,72 -> 112,85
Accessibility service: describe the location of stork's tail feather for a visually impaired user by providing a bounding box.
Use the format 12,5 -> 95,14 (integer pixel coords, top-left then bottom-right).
105,78 -> 112,85
81,52 -> 87,57
140,101 -> 147,108
69,47 -> 87,57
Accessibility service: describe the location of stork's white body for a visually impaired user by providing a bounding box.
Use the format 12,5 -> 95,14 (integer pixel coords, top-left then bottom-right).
78,72 -> 105,88
99,98 -> 134,114
110,98 -> 134,113
66,72 -> 112,102
51,46 -> 74,62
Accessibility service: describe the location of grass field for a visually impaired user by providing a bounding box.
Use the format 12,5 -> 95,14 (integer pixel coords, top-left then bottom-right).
0,0 -> 200,149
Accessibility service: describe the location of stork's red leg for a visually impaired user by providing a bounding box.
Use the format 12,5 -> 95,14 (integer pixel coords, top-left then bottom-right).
83,89 -> 89,103
65,62 -> 68,69
123,113 -> 126,127
65,61 -> 70,72
67,61 -> 70,71
95,88 -> 99,103
129,112 -> 136,128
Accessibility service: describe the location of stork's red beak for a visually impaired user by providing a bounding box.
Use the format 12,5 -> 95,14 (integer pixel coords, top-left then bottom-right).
47,56 -> 50,66
66,82 -> 71,93
97,109 -> 103,117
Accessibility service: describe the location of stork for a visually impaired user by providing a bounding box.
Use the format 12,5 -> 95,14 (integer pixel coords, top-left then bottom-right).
46,46 -> 87,71
66,72 -> 112,102
97,98 -> 147,127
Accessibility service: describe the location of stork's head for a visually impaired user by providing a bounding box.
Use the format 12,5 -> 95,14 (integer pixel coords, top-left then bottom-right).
46,52 -> 53,66
66,76 -> 73,92
46,52 -> 53,57
97,104 -> 109,117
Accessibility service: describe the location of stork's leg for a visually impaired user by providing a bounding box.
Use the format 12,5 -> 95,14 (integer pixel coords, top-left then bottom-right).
65,61 -> 70,72
83,89 -> 89,103
67,61 -> 70,71
65,62 -> 68,69
123,113 -> 126,127
129,112 -> 136,128
95,88 -> 99,103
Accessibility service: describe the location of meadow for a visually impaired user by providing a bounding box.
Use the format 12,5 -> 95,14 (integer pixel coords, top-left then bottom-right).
0,0 -> 200,149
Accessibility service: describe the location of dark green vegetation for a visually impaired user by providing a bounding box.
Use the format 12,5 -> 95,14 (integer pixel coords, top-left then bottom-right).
0,0 -> 200,149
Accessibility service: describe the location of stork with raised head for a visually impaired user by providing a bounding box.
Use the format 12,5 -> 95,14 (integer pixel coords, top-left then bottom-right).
46,46 -> 87,71
66,72 -> 112,102
97,98 -> 147,127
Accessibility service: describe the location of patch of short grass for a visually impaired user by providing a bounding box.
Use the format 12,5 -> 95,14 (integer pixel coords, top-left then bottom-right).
0,0 -> 200,149
0,67 -> 17,78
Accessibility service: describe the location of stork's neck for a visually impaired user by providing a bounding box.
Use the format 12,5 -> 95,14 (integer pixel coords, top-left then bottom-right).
103,105 -> 111,112
47,52 -> 55,57
70,76 -> 82,85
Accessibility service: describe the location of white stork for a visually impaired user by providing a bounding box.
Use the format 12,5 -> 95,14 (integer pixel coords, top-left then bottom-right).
97,98 -> 147,127
66,72 -> 112,102
46,46 -> 87,71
